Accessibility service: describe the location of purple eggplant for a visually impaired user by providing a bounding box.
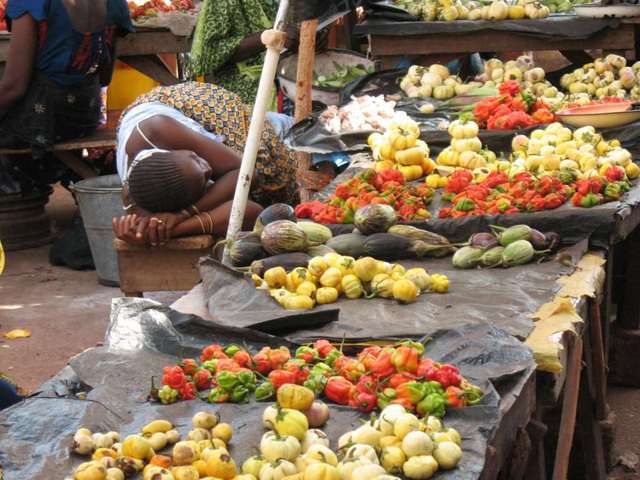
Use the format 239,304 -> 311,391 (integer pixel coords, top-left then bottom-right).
529,229 -> 548,250
469,232 -> 498,249
544,232 -> 561,252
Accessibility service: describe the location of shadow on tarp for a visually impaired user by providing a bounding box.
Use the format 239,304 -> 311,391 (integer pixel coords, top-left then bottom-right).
0,299 -> 535,480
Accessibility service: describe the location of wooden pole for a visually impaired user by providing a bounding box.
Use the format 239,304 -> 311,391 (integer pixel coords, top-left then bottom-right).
295,19 -> 318,203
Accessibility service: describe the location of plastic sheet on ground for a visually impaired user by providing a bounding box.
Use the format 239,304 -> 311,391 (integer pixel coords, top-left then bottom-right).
313,165 -> 640,247
0,298 -> 535,480
199,242 -> 586,341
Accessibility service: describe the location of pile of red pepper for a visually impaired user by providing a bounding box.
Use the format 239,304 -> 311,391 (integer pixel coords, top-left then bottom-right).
571,166 -> 631,208
295,169 -> 434,223
438,170 -> 575,218
473,81 -> 555,130
152,339 -> 483,418
128,0 -> 195,20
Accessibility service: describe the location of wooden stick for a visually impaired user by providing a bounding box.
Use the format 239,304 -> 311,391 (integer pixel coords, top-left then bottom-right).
552,335 -> 583,480
589,296 -> 608,421
295,19 -> 318,203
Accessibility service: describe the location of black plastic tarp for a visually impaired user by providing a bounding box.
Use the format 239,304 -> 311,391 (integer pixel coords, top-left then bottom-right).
0,299 -> 535,480
198,241 -> 586,341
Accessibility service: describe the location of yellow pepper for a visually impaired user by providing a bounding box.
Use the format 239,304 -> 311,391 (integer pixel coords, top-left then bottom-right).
392,279 -> 419,304
341,274 -> 363,299
375,160 -> 395,173
284,294 -> 315,311
421,158 -> 437,176
264,267 -> 287,289
626,162 -> 640,179
277,384 -> 315,411
395,147 -> 426,166
399,165 -> 424,182
425,174 -> 441,188
430,274 -> 450,293
316,287 -> 339,305
387,121 -> 420,151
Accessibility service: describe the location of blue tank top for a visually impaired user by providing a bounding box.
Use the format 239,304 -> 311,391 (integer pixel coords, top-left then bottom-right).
5,0 -> 134,86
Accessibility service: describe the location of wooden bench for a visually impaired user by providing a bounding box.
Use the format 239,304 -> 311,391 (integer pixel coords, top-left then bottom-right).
114,234 -> 215,297
0,128 -> 117,179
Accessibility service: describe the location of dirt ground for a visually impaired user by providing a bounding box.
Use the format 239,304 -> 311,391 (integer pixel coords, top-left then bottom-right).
1,185 -> 639,476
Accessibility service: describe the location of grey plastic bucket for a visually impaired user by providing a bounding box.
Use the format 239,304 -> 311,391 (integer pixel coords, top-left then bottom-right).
71,175 -> 123,286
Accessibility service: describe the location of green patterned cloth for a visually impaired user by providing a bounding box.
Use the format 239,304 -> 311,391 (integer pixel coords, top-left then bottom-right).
190,0 -> 279,104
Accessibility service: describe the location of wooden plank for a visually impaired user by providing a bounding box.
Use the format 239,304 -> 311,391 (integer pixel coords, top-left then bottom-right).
114,235 -> 215,252
589,297 -> 608,421
369,25 -> 635,56
116,31 -> 191,56
552,335 -> 583,480
117,248 -> 207,294
0,128 -> 116,155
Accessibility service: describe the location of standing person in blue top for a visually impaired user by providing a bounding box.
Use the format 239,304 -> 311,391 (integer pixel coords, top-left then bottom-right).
0,0 -> 133,161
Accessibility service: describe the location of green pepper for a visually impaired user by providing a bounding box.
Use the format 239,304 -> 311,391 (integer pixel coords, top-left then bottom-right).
231,385 -> 250,403
238,370 -> 256,387
255,381 -> 275,401
208,387 -> 230,404
377,387 -> 397,410
416,393 -> 446,418
399,339 -> 425,355
202,360 -> 218,373
295,346 -> 316,363
224,344 -> 242,357
604,182 -> 623,201
454,198 -> 476,212
158,385 -> 179,405
303,374 -> 328,395
216,371 -> 239,391
311,362 -> 332,376
461,380 -> 484,405
325,350 -> 343,366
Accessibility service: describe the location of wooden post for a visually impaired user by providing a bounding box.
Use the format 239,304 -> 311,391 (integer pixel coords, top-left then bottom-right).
295,19 -> 318,203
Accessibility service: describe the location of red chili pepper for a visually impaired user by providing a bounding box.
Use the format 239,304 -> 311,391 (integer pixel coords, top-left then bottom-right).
284,360 -> 310,384
416,359 -> 436,379
214,358 -> 242,373
356,375 -> 378,394
334,357 -> 365,383
179,381 -> 197,400
396,381 -> 428,405
200,344 -> 227,362
162,365 -> 187,390
605,166 -> 626,182
370,349 -> 396,378
391,346 -> 420,373
445,386 -> 467,408
179,358 -> 199,376
357,346 -> 382,370
430,364 -> 462,388
193,369 -> 212,391
314,340 -> 336,358
350,391 -> 378,413
268,369 -> 297,390
388,372 -> 416,389
233,350 -> 253,369
325,376 -> 355,405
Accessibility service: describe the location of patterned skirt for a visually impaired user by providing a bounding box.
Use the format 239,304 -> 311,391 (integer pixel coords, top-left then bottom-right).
120,82 -> 298,206
0,74 -> 101,160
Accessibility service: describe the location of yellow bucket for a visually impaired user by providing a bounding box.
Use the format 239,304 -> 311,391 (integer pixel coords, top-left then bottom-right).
107,60 -> 159,111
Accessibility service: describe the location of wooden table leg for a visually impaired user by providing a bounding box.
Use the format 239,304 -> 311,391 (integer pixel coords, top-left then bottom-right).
54,151 -> 97,179
559,50 -> 594,66
552,335 -> 582,480
524,413 -> 548,480
589,297 -> 608,421
578,326 -> 607,479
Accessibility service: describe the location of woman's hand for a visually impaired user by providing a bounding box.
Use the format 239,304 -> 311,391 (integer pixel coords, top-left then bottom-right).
112,214 -> 146,245
145,212 -> 188,246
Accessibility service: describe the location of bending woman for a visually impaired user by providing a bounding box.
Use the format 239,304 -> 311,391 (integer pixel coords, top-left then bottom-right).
112,81 -> 298,246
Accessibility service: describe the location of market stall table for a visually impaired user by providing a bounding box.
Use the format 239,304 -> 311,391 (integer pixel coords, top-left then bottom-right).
0,28 -> 191,85
354,16 -> 640,69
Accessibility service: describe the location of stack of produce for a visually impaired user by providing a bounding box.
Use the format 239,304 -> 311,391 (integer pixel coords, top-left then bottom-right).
394,0 -> 549,21
436,120 -> 497,170
452,225 -> 560,269
540,0 -> 589,13
368,118 -> 437,180
319,96 -> 402,134
128,0 -> 195,20
400,57 -> 564,106
472,80 -> 555,130
294,169 -> 436,224
152,339 -> 482,419
559,55 -> 640,101
256,250 -> 450,311
510,123 -> 640,181
313,63 -> 374,89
